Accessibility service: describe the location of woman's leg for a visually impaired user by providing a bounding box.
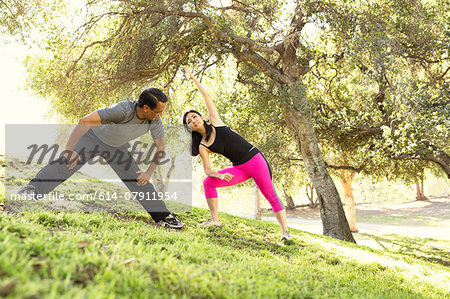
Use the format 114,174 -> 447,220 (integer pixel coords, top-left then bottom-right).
203,166 -> 250,221
274,210 -> 289,231
245,154 -> 288,231
205,197 -> 219,222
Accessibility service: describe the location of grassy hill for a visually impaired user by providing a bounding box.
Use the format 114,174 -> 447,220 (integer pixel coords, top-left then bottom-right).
1,155 -> 449,298
0,209 -> 449,298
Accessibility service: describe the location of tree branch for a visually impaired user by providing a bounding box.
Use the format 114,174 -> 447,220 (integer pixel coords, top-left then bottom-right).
233,50 -> 290,84
66,15 -> 129,77
138,7 -> 278,54
325,163 -> 365,172
441,66 -> 450,79
0,0 -> 26,39
65,40 -> 108,77
128,14 -> 150,54
346,126 -> 384,137
215,0 -> 278,32
229,35 -> 276,54
393,152 -> 450,178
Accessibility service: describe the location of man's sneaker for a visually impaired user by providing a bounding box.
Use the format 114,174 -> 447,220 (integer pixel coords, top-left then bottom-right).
17,184 -> 36,196
200,218 -> 223,227
158,213 -> 185,229
280,230 -> 292,242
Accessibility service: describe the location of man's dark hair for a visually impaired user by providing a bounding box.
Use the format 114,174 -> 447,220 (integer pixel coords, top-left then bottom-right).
137,88 -> 168,109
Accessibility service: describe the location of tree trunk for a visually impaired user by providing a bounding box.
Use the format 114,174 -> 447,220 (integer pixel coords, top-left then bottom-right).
152,156 -> 176,193
240,4 -> 355,242
284,101 -> 355,243
254,185 -> 262,220
415,178 -> 428,201
283,188 -> 296,210
415,168 -> 428,201
305,183 -> 316,207
339,170 -> 358,233
162,157 -> 176,193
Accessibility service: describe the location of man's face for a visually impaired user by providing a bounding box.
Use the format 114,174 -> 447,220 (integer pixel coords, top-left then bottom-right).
144,101 -> 166,120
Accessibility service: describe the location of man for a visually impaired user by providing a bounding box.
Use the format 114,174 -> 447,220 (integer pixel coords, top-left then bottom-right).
18,88 -> 185,228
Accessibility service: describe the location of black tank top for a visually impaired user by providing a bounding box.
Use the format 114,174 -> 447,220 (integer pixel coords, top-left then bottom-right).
201,126 -> 260,166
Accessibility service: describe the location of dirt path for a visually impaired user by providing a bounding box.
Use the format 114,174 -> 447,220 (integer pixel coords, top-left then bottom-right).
262,195 -> 450,248
283,195 -> 450,221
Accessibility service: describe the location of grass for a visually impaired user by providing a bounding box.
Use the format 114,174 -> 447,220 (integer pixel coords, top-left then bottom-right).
0,210 -> 449,298
1,155 -> 450,298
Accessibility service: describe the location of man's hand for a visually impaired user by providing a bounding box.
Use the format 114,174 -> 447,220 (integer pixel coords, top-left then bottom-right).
64,151 -> 80,170
136,170 -> 152,186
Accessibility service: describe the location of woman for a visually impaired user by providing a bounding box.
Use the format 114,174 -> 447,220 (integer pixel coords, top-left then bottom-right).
182,67 -> 291,241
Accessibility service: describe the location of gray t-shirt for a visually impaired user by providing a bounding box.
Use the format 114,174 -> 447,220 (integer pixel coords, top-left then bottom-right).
91,101 -> 164,147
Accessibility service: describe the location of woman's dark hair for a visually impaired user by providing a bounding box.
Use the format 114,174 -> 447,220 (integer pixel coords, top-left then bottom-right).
137,88 -> 168,109
182,110 -> 213,156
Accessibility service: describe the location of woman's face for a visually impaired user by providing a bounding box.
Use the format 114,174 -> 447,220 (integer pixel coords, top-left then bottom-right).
185,112 -> 204,131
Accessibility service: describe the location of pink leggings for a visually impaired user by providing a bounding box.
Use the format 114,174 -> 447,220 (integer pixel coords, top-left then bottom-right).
203,153 -> 285,213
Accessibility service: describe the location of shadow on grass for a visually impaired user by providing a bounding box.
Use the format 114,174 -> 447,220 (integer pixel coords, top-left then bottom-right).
105,209 -> 308,262
359,233 -> 450,266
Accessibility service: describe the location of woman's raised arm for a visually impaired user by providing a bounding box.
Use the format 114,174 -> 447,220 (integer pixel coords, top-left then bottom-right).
184,66 -> 225,127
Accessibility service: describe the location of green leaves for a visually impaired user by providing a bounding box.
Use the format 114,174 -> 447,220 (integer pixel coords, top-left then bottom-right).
3,0 -> 448,183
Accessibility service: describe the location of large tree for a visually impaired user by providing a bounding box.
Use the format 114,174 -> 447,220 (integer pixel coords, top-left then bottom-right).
1,0 -> 356,241
6,0 -> 447,241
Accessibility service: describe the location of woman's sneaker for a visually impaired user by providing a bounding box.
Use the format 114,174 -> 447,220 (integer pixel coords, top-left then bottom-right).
280,230 -> 292,242
200,218 -> 223,227
158,213 -> 186,229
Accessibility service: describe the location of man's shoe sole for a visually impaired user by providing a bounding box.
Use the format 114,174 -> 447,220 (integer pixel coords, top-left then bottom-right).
160,222 -> 186,229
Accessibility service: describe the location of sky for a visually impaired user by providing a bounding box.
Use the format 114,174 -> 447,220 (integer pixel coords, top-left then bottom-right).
0,35 -> 58,154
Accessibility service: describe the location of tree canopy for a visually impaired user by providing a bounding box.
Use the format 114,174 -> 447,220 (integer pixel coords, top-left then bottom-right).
2,0 -> 448,242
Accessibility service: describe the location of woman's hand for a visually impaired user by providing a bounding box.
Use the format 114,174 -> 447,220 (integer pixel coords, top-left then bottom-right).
183,66 -> 195,80
219,172 -> 234,182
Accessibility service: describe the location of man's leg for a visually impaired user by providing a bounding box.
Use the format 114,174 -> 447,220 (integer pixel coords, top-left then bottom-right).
28,133 -> 97,195
106,147 -> 172,223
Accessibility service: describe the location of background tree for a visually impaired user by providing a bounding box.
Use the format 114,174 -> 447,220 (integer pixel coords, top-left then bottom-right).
299,0 -> 449,230
310,0 -> 449,175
